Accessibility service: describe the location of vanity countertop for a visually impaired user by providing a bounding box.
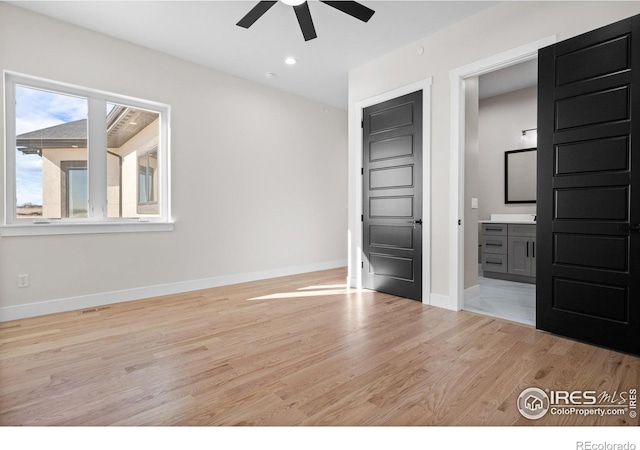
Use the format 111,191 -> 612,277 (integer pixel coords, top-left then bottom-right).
479,220 -> 536,225
479,214 -> 536,225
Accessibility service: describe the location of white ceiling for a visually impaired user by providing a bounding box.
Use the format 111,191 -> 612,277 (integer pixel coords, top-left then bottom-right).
9,0 -> 502,109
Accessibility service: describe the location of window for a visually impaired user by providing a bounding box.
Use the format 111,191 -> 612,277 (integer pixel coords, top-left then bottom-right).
14,87 -> 88,220
62,162 -> 88,218
3,73 -> 171,236
137,149 -> 158,215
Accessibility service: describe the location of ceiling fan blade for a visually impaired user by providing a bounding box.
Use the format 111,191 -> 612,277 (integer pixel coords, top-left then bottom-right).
294,2 -> 317,41
320,1 -> 375,22
236,1 -> 277,29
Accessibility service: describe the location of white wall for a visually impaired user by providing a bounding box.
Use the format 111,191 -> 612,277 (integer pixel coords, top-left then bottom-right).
348,2 -> 640,304
0,3 -> 348,318
478,86 -> 538,221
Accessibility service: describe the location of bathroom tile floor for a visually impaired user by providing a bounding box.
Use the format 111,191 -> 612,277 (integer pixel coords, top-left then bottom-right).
464,273 -> 536,326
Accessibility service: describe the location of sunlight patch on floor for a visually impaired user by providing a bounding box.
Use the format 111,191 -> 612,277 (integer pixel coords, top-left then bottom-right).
248,288 -> 351,301
297,284 -> 347,291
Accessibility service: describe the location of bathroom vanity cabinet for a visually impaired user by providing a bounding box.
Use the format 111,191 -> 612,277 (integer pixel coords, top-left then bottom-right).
481,222 -> 535,284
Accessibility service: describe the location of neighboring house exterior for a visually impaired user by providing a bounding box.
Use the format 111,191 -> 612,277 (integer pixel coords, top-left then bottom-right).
16,105 -> 159,218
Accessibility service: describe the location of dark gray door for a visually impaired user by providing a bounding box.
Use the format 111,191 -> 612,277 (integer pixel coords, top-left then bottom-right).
537,14 -> 640,355
362,91 -> 422,301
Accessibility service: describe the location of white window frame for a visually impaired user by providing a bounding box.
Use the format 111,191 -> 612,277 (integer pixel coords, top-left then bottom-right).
2,72 -> 172,236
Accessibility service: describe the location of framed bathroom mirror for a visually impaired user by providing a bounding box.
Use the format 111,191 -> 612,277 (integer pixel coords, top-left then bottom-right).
505,148 -> 537,204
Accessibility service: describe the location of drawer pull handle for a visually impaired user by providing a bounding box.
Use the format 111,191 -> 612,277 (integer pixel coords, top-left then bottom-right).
486,227 -> 502,231
486,261 -> 502,265
485,243 -> 502,247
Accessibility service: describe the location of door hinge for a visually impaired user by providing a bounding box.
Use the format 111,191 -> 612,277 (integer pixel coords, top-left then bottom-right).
361,214 -> 364,222
458,219 -> 461,225
362,261 -> 364,269
361,167 -> 364,175
361,119 -> 364,128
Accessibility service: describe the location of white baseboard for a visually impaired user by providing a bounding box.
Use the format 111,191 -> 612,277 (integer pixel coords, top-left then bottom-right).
430,293 -> 454,310
464,284 -> 480,302
0,259 -> 347,322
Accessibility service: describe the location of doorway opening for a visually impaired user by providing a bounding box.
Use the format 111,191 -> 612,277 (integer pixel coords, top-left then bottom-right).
449,36 -> 556,324
465,62 -> 538,325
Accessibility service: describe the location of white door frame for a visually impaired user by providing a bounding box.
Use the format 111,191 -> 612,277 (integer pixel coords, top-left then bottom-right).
349,78 -> 432,304
448,36 -> 556,311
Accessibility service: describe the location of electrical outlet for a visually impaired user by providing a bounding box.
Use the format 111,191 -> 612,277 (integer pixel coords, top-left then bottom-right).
18,274 -> 29,288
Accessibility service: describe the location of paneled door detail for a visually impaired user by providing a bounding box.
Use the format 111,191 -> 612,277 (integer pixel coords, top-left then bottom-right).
537,15 -> 640,355
362,91 -> 422,301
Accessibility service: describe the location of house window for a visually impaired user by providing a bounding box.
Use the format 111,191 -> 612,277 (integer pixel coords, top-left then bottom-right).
3,73 -> 171,236
61,162 -> 88,218
67,167 -> 88,218
137,149 -> 158,215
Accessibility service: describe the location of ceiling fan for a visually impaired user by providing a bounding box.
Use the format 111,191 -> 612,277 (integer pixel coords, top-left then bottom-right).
236,0 -> 375,42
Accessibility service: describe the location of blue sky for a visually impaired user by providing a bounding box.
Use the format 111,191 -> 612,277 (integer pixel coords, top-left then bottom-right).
15,85 -> 87,206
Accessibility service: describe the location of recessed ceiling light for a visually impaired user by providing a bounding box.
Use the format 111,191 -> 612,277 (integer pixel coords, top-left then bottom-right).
265,72 -> 276,79
281,0 -> 305,6
285,57 -> 297,65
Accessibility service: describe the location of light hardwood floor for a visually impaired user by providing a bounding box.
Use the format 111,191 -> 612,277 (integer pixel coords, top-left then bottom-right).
1,267 -> 638,426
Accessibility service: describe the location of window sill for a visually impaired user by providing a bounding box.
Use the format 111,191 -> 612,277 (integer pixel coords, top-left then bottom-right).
0,221 -> 174,237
